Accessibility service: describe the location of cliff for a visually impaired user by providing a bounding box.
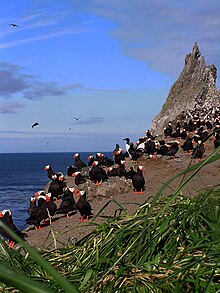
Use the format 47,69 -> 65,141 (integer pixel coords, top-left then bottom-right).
151,42 -> 220,135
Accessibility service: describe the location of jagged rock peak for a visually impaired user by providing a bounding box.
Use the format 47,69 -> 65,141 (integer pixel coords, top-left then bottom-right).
151,42 -> 220,135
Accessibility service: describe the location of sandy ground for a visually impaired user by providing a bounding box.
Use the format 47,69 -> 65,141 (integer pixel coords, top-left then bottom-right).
23,140 -> 220,250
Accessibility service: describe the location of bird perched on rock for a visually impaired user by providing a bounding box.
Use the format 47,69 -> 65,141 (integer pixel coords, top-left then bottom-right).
76,190 -> 93,222
89,161 -> 108,185
56,187 -> 77,218
44,164 -> 58,180
132,166 -> 145,194
213,133 -> 220,149
74,153 -> 87,170
71,171 -> 87,186
48,173 -> 65,202
192,141 -> 206,162
66,165 -> 78,177
0,209 -> 27,248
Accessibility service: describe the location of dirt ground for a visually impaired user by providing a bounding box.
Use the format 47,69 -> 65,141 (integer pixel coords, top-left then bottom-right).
24,139 -> 220,250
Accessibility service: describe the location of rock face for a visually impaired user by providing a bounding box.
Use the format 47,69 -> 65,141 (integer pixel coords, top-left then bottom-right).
151,42 -> 220,135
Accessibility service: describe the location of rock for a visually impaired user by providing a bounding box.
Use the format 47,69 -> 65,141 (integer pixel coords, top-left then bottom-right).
151,42 -> 220,135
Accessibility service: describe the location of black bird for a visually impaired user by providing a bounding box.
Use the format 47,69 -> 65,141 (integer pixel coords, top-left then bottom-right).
71,171 -> 87,186
89,161 -> 108,185
48,173 -> 65,202
74,153 -> 87,170
0,209 -> 27,248
9,23 -> 20,28
181,137 -> 194,153
126,166 -> 137,179
76,190 -> 93,222
213,133 -> 220,149
132,166 -> 145,194
74,116 -> 81,121
166,141 -> 180,159
192,141 -> 206,162
88,155 -> 95,166
56,187 -> 77,217
114,148 -> 125,165
44,164 -> 58,180
115,160 -> 128,178
66,165 -> 78,177
32,122 -> 39,128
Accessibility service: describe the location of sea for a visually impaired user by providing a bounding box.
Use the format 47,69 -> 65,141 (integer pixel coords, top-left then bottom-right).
0,152 -> 112,231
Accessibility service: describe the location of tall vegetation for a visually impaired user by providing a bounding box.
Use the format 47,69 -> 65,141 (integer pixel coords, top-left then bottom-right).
0,149 -> 219,292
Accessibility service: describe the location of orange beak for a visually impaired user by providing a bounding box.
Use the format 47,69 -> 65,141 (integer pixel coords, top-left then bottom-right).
0,212 -> 3,218
77,192 -> 81,198
73,188 -> 78,194
35,192 -> 39,197
71,173 -> 76,177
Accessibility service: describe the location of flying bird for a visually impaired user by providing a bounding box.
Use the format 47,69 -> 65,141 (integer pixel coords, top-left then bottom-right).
74,116 -> 81,121
32,122 -> 39,128
9,23 -> 20,28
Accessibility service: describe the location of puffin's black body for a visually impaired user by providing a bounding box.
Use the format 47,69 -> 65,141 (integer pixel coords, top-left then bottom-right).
126,166 -> 137,179
56,188 -> 77,217
76,191 -> 93,222
74,153 -> 87,170
66,166 -> 78,177
89,162 -> 108,185
192,142 -> 206,161
0,210 -> 27,247
72,171 -> 87,186
181,137 -> 194,152
48,175 -> 65,201
44,164 -> 57,180
132,166 -> 145,194
128,143 -> 144,161
214,133 -> 220,149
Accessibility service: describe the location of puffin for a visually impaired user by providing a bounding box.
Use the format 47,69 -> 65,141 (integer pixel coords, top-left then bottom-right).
89,161 -> 108,185
214,133 -> 220,149
116,160 -> 128,178
126,166 -> 137,179
166,141 -> 180,159
88,155 -> 95,166
106,166 -> 118,177
192,141 -> 206,162
66,165 -> 78,177
181,137 -> 194,153
56,187 -> 77,218
114,148 -> 125,165
26,193 -> 57,230
48,173 -> 65,202
71,171 -> 87,186
76,190 -> 93,222
144,139 -> 157,157
74,153 -> 87,170
0,209 -> 27,247
163,123 -> 173,137
44,164 -> 58,180
27,196 -> 38,216
132,166 -> 145,194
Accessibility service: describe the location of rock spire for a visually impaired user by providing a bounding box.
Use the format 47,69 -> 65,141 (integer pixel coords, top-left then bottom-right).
151,42 -> 220,135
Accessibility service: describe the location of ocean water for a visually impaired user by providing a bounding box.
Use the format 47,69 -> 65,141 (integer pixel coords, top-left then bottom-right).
0,152 -> 112,230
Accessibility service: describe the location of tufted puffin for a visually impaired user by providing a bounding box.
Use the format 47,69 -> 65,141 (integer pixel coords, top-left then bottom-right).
74,153 -> 87,170
89,161 -> 108,185
88,155 -> 95,166
192,141 -> 206,162
56,187 -> 77,217
0,209 -> 27,247
66,165 -> 78,177
48,173 -> 65,202
44,164 -> 57,180
71,171 -> 87,186
214,133 -> 220,149
132,166 -> 145,194
76,190 -> 93,222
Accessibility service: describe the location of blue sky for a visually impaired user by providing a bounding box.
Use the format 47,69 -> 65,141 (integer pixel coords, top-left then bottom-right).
1,0 -> 220,153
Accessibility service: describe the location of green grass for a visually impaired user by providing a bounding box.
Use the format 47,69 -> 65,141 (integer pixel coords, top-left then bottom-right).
0,147 -> 220,292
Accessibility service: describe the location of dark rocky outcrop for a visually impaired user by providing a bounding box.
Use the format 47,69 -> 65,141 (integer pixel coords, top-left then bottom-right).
151,42 -> 220,135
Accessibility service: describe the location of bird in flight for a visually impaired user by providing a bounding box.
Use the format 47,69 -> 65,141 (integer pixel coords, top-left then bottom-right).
9,23 -> 20,28
32,122 -> 39,128
74,116 -> 81,121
